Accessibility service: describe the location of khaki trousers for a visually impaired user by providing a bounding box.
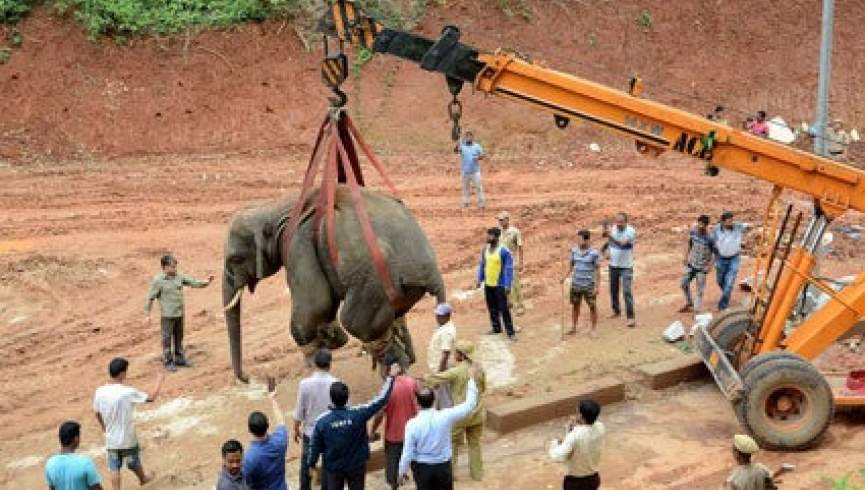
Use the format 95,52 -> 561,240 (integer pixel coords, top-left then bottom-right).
452,421 -> 483,481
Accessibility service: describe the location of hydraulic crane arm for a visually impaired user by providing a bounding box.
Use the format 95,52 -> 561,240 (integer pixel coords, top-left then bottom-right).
320,1 -> 865,218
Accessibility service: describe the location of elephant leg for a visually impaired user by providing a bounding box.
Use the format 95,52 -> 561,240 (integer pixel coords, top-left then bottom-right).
287,232 -> 340,356
393,316 -> 416,365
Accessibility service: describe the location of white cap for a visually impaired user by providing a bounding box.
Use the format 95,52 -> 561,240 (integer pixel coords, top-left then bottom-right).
434,303 -> 453,316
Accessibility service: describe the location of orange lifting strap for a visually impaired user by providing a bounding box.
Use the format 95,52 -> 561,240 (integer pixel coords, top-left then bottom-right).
279,109 -> 403,310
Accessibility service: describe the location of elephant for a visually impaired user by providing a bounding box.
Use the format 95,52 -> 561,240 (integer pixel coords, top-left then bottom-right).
222,185 -> 446,382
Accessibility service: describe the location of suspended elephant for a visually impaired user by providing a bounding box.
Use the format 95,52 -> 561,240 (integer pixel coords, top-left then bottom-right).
222,186 -> 446,382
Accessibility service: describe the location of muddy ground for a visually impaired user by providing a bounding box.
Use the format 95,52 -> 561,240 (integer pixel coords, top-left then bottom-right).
1,148 -> 865,489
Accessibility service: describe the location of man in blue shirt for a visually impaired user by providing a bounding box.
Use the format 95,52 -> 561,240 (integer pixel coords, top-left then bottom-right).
712,211 -> 749,311
45,421 -> 103,490
455,131 -> 486,209
244,389 -> 289,490
309,363 -> 399,490
476,227 -> 516,340
568,229 -> 601,337
603,213 -> 637,328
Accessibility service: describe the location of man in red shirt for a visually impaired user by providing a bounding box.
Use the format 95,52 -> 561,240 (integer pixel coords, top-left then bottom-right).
370,353 -> 419,490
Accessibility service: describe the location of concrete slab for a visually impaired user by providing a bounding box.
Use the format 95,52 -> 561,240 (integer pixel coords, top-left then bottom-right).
485,376 -> 625,434
638,354 -> 708,389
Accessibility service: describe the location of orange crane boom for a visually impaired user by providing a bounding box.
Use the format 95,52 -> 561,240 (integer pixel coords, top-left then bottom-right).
319,0 -> 865,450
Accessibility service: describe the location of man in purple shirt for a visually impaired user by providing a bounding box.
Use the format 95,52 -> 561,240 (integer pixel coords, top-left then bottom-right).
293,349 -> 338,490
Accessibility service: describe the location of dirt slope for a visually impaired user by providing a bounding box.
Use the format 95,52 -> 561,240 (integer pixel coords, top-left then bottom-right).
2,0 -> 865,160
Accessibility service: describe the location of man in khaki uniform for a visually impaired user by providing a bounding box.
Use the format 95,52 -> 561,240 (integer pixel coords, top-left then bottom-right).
427,340 -> 486,481
725,434 -> 780,490
498,211 -> 525,316
145,255 -> 212,371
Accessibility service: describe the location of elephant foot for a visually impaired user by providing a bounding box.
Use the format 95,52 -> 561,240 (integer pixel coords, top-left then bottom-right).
364,320 -> 418,374
320,322 -> 349,350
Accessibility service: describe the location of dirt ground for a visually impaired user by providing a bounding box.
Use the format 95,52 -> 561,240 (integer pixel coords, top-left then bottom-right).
2,0 -> 865,488
2,147 -> 865,489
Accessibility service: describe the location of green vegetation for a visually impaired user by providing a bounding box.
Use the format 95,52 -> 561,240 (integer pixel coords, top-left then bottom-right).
1,0 -> 445,39
821,470 -> 865,490
636,9 -> 653,29
1,0 -> 32,24
495,0 -> 531,21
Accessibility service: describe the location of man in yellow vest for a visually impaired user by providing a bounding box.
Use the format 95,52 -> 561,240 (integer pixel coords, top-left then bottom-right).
476,227 -> 516,340
427,340 -> 486,482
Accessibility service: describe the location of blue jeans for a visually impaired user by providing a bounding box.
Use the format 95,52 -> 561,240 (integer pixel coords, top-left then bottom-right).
608,267 -> 635,319
715,255 -> 740,310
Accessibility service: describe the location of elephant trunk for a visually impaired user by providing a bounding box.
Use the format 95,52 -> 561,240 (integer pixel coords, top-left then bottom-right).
431,272 -> 447,305
223,275 -> 248,383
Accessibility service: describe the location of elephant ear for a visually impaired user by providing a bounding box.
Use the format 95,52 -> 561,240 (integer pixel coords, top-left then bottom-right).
254,221 -> 274,279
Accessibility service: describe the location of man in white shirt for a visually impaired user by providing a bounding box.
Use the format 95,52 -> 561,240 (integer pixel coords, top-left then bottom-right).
712,211 -> 750,311
293,348 -> 338,490
93,357 -> 164,490
398,367 -> 480,490
548,399 -> 605,490
428,303 -> 457,409
603,213 -> 637,328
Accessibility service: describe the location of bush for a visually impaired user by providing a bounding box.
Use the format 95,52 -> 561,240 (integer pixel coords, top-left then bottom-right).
71,0 -> 303,37
0,0 -> 33,24
1,0 -> 440,40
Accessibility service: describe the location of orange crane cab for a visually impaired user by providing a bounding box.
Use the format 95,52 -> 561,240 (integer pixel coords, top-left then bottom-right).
319,0 -> 865,450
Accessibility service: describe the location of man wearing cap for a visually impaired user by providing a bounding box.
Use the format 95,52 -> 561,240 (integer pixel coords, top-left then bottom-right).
428,303 -> 457,409
144,254 -> 213,371
498,211 -> 526,316
427,340 -> 487,481
476,227 -> 517,340
725,435 -> 779,490
712,212 -> 749,311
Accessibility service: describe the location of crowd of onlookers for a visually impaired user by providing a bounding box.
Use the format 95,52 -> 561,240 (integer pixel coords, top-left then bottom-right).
46,349 -> 783,490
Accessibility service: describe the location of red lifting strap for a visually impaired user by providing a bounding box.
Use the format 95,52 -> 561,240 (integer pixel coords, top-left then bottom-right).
279,110 -> 404,311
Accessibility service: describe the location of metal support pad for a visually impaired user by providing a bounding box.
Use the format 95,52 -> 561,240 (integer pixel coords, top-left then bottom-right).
694,324 -> 744,401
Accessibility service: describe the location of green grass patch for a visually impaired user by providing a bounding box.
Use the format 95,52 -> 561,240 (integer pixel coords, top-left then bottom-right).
2,0 -> 445,39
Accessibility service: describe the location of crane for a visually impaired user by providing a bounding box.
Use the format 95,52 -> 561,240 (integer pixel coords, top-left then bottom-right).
317,0 -> 865,450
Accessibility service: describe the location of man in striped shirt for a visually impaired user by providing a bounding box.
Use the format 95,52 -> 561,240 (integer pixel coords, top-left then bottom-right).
679,215 -> 714,313
568,229 -> 601,337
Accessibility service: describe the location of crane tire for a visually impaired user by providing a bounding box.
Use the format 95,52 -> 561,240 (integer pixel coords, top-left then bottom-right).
707,307 -> 751,351
736,352 -> 833,451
